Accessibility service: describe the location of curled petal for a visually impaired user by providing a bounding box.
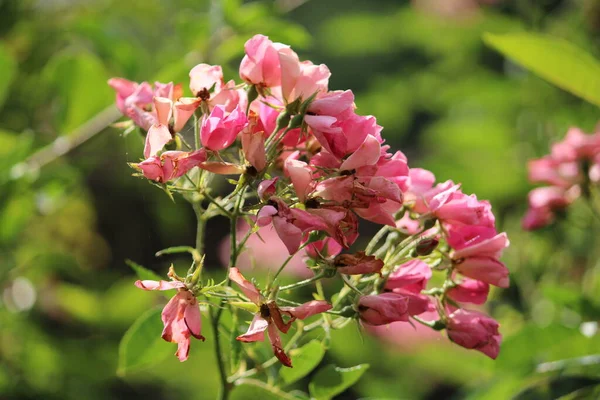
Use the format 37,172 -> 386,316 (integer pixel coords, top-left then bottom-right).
199,161 -> 245,175
237,314 -> 269,342
154,96 -> 173,126
280,300 -> 332,320
339,135 -> 381,171
184,302 -> 205,340
144,124 -> 172,158
229,267 -> 262,304
267,322 -> 292,367
134,280 -> 185,291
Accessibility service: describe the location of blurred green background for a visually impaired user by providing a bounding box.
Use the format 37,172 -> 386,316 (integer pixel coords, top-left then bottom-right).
2,0 -> 600,398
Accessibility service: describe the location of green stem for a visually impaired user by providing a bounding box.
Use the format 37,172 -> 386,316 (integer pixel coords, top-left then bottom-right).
365,225 -> 389,255
212,185 -> 247,400
193,202 -> 206,258
279,271 -> 326,291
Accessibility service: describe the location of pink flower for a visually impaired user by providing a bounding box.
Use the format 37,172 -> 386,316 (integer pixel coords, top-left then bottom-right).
200,105 -> 248,151
135,149 -> 206,183
257,197 -> 328,254
241,123 -> 267,172
239,34 -> 285,88
278,47 -> 330,104
521,186 -> 579,230
134,279 -> 204,362
333,251 -> 384,275
454,256 -> 509,288
386,260 -> 432,293
447,278 -> 489,305
257,177 -> 279,201
229,268 -> 331,367
143,97 -> 173,158
429,186 -> 495,228
189,64 -> 223,97
447,225 -> 509,260
446,309 -> 502,359
358,291 -> 430,326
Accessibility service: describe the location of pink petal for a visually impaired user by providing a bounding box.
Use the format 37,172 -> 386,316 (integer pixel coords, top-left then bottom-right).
280,300 -> 331,320
134,280 -> 185,291
267,322 -> 292,367
339,135 -> 381,171
184,303 -> 205,340
229,267 -> 262,304
144,124 -> 172,158
236,315 -> 269,342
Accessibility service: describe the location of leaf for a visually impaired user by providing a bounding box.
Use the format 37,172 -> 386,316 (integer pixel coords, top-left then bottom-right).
483,33 -> 600,107
42,50 -> 113,132
513,375 -> 600,400
231,380 -> 298,400
117,307 -> 173,376
126,259 -> 163,282
280,341 -> 325,385
309,364 -> 369,400
0,44 -> 16,109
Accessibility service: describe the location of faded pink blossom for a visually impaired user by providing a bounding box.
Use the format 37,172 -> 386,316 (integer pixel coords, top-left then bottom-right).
134,279 -> 204,362
333,251 -> 384,275
257,197 -> 328,254
446,309 -> 501,359
200,105 -> 248,151
230,268 -> 331,367
135,149 -> 206,183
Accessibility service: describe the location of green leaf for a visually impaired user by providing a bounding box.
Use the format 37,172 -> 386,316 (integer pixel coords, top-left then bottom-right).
117,307 -> 173,376
0,44 -> 16,109
126,259 -> 163,282
309,364 -> 369,400
42,50 -> 113,132
280,340 -> 325,385
513,375 -> 600,400
231,381 -> 298,400
483,33 -> 600,107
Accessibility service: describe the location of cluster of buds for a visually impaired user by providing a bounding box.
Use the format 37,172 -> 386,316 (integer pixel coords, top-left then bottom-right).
524,127 -> 600,230
110,34 -> 510,366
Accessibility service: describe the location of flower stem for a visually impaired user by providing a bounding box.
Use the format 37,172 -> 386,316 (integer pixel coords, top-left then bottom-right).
212,185 -> 247,400
279,271 -> 326,291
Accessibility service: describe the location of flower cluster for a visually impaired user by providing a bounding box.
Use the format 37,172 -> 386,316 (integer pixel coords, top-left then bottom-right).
523,127 -> 600,230
110,34 -> 510,367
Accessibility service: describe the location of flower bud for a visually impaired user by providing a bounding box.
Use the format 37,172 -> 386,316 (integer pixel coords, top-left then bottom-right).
414,238 -> 439,256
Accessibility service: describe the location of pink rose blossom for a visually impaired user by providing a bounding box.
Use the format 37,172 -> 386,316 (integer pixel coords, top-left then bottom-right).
386,260 -> 432,294
239,34 -> 285,88
446,309 -> 502,359
447,278 -> 489,305
200,105 -> 248,151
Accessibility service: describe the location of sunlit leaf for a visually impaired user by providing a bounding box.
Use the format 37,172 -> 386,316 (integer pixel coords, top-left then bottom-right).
280,340 -> 325,385
484,33 -> 600,107
513,375 -> 600,400
117,307 -> 172,376
309,364 -> 369,400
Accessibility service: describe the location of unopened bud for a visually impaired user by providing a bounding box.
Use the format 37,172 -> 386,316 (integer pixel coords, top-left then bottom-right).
423,218 -> 437,230
414,238 -> 439,256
